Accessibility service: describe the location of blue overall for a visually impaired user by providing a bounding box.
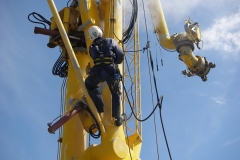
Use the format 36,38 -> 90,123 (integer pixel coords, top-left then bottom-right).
85,37 -> 124,118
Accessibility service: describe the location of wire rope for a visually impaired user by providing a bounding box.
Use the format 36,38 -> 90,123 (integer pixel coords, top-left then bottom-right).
159,103 -> 172,160
141,0 -> 160,159
148,48 -> 173,160
57,77 -> 67,160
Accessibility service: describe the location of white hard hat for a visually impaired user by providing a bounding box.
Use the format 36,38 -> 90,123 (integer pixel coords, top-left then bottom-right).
88,25 -> 103,40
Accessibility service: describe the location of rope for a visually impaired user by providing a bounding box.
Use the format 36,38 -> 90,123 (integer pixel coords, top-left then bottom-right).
159,102 -> 172,160
57,77 -> 67,160
148,49 -> 173,160
148,50 -> 160,159
141,0 -> 160,159
154,34 -> 164,70
146,0 -> 156,34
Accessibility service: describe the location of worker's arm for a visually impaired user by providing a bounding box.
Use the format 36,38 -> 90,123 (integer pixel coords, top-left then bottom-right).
112,39 -> 124,64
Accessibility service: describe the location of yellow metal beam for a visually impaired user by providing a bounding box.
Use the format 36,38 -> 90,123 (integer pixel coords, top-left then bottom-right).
47,0 -> 106,137
60,53 -> 86,159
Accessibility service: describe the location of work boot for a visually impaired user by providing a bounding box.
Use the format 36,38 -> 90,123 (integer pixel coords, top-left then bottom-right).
115,114 -> 126,126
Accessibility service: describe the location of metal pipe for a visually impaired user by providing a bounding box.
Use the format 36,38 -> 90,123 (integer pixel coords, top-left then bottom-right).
34,27 -> 59,36
48,107 -> 83,134
77,18 -> 95,31
147,0 -> 175,50
47,0 -> 106,136
35,27 -> 80,40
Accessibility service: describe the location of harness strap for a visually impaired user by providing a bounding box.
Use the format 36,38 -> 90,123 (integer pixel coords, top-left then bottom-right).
94,57 -> 114,65
92,38 -> 116,66
94,39 -> 104,58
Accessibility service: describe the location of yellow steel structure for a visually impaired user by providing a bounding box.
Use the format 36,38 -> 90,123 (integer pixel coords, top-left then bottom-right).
37,0 -> 215,159
47,0 -> 141,159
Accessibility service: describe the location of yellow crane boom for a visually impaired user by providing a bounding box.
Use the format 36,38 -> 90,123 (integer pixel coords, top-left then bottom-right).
30,0 -> 215,159
148,0 -> 215,81
47,0 -> 140,159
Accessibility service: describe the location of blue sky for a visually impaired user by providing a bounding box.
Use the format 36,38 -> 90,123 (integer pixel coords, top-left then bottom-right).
0,0 -> 240,160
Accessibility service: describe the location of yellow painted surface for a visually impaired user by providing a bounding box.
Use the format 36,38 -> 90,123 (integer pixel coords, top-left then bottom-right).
61,52 -> 86,160
179,46 -> 199,71
47,0 -> 142,159
147,0 -> 175,50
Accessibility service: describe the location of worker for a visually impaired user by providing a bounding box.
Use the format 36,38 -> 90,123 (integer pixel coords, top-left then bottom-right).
85,25 -> 125,126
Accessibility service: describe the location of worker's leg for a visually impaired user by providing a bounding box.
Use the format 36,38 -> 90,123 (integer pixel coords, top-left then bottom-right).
111,91 -> 120,118
107,78 -> 125,126
85,75 -> 104,113
107,80 -> 120,118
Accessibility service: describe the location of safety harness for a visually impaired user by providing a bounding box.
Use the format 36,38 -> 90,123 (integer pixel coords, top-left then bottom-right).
92,39 -> 114,65
91,38 -> 122,94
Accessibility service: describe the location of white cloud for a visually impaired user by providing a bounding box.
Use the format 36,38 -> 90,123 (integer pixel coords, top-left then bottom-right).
162,0 -> 201,22
162,0 -> 239,22
211,97 -> 226,105
202,8 -> 240,59
212,81 -> 228,89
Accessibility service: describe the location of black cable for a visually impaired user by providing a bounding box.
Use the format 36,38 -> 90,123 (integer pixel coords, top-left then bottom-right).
149,51 -> 160,102
47,99 -> 102,139
89,124 -> 100,139
159,100 -> 172,160
122,78 -> 162,122
148,49 -> 173,160
124,76 -> 173,159
122,0 -> 138,44
113,0 -> 138,44
80,103 -> 101,139
27,12 -> 51,29
67,0 -> 71,7
123,56 -> 135,120
52,53 -> 68,78
123,1 -> 172,158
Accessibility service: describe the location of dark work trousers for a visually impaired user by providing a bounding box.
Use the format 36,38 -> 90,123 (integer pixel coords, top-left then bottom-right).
85,64 -> 120,119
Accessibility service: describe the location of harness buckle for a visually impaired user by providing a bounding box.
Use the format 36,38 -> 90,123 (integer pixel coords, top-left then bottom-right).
100,53 -> 104,59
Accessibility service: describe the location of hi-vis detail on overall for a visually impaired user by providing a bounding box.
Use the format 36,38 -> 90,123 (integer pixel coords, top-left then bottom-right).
28,0 -> 215,159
